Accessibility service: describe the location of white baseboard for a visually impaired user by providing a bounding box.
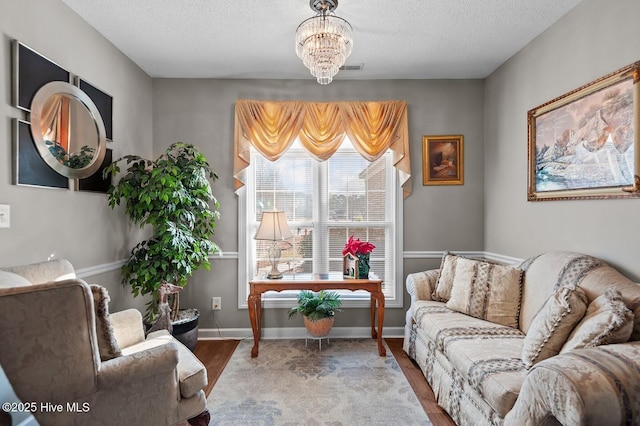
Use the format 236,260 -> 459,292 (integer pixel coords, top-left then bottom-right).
198,326 -> 405,340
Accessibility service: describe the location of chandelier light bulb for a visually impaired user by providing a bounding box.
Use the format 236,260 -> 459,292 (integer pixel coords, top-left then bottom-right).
295,0 -> 353,85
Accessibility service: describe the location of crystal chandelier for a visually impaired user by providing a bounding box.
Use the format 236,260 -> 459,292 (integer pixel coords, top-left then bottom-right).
295,0 -> 353,85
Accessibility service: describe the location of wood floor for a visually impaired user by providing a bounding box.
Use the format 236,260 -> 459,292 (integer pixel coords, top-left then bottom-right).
194,337 -> 455,426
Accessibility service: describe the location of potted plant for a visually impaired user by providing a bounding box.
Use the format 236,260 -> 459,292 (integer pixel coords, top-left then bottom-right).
342,235 -> 375,278
288,290 -> 342,337
104,142 -> 220,350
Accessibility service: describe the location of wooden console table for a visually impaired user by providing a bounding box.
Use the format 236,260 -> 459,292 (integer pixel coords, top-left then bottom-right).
248,273 -> 385,357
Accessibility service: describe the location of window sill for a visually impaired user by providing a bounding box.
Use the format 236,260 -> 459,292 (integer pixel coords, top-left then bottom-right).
238,290 -> 401,309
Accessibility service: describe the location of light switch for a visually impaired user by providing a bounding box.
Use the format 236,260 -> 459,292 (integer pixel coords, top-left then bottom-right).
0,204 -> 10,228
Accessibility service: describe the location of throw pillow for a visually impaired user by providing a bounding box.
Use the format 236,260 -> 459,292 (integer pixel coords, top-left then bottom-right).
445,257 -> 524,328
433,252 -> 461,302
521,286 -> 588,369
90,284 -> 122,361
561,288 -> 634,353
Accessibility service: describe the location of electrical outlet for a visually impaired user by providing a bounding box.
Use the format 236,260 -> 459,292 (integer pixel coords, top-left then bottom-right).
212,297 -> 221,311
0,204 -> 10,229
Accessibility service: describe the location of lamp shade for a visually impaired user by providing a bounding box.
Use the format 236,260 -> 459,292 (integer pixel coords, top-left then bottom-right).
255,210 -> 293,241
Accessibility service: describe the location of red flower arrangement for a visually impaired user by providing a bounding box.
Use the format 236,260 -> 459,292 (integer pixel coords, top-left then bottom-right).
342,235 -> 375,257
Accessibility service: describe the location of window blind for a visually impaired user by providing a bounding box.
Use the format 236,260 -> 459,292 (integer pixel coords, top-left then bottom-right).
245,140 -> 397,301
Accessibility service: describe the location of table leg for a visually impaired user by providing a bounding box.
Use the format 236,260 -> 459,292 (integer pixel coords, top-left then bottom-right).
248,293 -> 262,357
370,293 -> 377,339
372,291 -> 386,356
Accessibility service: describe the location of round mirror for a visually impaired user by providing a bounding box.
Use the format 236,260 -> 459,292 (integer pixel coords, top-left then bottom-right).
29,81 -> 106,179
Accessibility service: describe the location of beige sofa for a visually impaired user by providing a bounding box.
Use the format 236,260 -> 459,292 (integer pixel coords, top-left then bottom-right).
403,251 -> 640,425
0,259 -> 209,426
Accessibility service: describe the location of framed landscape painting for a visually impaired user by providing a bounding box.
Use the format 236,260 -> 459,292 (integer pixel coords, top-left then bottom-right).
422,135 -> 464,185
528,61 -> 640,201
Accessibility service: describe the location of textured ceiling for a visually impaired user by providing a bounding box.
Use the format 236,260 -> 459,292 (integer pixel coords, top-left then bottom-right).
60,0 -> 583,80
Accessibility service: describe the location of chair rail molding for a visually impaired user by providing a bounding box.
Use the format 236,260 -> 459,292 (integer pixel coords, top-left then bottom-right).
402,250 -> 523,265
75,251 -> 240,279
76,251 -> 521,280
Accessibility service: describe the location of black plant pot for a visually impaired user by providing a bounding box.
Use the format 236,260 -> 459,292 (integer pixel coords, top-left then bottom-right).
145,308 -> 200,352
172,309 -> 200,352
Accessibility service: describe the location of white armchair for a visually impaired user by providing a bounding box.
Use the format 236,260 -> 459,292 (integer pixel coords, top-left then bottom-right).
0,259 -> 209,426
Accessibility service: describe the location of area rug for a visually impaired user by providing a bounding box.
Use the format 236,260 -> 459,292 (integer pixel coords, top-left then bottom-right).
207,338 -> 432,425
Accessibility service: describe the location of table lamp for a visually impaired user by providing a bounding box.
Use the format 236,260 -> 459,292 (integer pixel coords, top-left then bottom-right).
254,210 -> 293,279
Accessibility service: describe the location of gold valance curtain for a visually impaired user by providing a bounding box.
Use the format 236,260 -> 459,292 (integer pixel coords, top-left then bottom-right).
234,100 -> 412,198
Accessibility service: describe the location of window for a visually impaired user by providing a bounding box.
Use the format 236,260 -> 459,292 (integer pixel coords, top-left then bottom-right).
238,140 -> 403,308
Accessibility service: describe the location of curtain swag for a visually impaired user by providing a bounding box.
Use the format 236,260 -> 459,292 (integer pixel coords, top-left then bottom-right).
234,99 -> 412,198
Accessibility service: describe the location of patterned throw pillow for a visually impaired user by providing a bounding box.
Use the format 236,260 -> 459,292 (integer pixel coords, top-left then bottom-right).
445,257 -> 524,328
521,286 -> 588,369
432,252 -> 462,302
561,288 -> 634,353
90,284 -> 122,361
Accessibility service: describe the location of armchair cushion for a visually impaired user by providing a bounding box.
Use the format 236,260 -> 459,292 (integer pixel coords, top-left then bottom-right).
121,331 -> 207,399
90,285 -> 122,361
110,308 -> 146,348
562,288 -> 634,353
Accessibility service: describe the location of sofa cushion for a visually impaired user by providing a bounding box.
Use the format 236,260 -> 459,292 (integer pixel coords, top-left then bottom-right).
445,257 -> 523,328
413,300 -> 527,417
446,334 -> 527,418
561,288 -> 634,353
521,286 -> 587,369
518,252 -> 604,334
90,285 -> 123,361
0,270 -> 32,288
572,264 -> 640,341
432,251 -> 459,302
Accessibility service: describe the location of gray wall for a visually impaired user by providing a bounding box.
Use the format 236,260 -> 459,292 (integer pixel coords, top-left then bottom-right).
0,0 -> 155,421
0,0 -> 154,301
484,0 -> 640,281
152,78 -> 485,330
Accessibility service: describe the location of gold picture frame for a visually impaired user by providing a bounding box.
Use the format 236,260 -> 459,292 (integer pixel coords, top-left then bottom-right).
422,135 -> 464,185
528,61 -> 640,201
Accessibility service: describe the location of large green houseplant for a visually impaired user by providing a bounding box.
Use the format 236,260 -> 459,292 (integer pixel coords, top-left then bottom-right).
104,142 -> 220,323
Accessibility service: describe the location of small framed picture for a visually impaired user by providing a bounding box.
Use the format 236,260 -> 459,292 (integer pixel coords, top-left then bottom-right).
342,253 -> 359,279
422,135 -> 464,185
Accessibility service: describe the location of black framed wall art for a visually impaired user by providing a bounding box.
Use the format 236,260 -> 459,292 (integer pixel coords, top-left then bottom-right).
14,119 -> 69,189
13,41 -> 70,111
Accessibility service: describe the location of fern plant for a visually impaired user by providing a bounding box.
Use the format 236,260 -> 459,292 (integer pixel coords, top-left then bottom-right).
104,142 -> 220,321
288,290 -> 342,322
